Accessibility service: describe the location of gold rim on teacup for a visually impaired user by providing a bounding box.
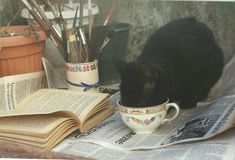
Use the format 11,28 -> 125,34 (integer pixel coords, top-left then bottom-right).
116,99 -> 169,115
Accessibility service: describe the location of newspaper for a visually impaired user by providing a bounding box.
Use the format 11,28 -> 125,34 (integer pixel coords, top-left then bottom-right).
0,71 -> 47,110
41,57 -> 67,89
53,94 -> 235,160
53,127 -> 235,160
52,94 -> 235,152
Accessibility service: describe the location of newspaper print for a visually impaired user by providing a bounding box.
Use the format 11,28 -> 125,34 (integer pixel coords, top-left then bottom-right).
0,71 -> 47,110
53,123 -> 235,160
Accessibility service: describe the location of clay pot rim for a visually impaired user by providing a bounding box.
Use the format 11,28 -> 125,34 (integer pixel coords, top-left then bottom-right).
0,25 -> 47,48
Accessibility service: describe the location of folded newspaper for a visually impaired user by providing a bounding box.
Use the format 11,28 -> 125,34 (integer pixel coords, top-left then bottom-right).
54,94 -> 235,151
53,126 -> 235,160
0,71 -> 47,110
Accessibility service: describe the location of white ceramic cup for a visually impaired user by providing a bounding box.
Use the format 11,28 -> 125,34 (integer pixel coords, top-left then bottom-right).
117,99 -> 180,134
66,60 -> 99,92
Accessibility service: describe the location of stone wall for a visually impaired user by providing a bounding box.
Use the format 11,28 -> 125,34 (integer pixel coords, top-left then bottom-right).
94,0 -> 235,63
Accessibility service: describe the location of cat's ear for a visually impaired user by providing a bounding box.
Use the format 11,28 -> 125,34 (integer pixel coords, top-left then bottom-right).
112,58 -> 128,74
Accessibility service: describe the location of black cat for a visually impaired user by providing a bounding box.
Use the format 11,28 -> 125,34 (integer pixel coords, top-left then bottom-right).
114,17 -> 224,109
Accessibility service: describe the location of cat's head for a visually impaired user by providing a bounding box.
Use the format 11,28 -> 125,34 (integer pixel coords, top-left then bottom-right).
113,58 -> 168,107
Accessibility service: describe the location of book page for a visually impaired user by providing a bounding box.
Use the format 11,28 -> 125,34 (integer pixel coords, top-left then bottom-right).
0,114 -> 79,149
0,115 -> 70,135
0,119 -> 78,145
80,107 -> 114,132
2,89 -> 109,122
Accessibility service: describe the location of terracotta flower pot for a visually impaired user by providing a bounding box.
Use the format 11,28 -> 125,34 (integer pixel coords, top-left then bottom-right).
0,25 -> 47,77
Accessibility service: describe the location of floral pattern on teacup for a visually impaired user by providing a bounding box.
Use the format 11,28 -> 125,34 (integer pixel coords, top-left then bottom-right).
126,114 -> 163,126
129,109 -> 145,114
119,106 -> 165,115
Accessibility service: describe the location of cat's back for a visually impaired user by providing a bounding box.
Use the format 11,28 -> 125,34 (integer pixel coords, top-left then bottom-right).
140,17 -> 218,60
139,17 -> 223,76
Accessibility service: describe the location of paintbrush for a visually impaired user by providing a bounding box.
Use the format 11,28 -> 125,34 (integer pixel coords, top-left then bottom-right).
29,0 -> 62,42
66,28 -> 80,63
20,0 -> 51,37
58,3 -> 67,57
103,1 -> 117,26
78,27 -> 89,62
42,0 -> 58,18
71,5 -> 83,63
88,0 -> 93,40
79,0 -> 83,27
20,0 -> 67,61
72,6 -> 79,28
78,0 -> 89,62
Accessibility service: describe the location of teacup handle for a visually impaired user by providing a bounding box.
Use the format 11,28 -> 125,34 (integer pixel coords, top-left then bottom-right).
161,103 -> 180,124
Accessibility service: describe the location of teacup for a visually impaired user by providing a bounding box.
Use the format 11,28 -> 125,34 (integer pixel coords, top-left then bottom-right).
117,99 -> 180,134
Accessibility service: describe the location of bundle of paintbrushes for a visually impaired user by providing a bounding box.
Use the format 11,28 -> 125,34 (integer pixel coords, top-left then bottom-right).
20,0 -> 116,64
64,0 -> 89,63
20,0 -> 67,61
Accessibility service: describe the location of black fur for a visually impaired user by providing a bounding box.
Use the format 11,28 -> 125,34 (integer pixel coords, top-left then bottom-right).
113,17 -> 224,109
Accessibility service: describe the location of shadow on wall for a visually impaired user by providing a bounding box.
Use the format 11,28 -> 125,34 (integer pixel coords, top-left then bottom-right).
94,0 -> 235,63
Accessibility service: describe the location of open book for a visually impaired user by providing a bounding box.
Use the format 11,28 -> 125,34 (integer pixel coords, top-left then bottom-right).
0,89 -> 114,150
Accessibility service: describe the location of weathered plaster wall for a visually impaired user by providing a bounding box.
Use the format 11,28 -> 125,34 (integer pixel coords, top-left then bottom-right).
1,0 -> 235,64
94,0 -> 235,63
